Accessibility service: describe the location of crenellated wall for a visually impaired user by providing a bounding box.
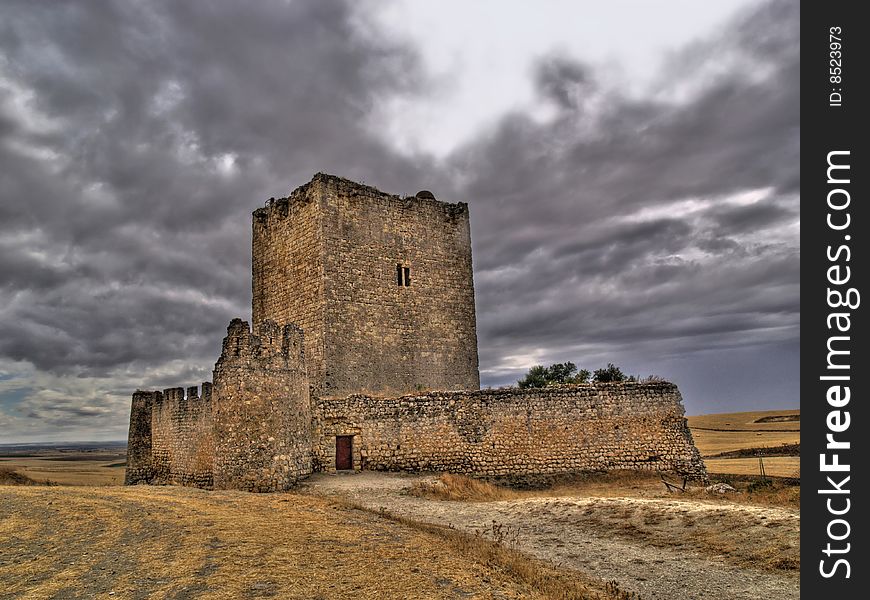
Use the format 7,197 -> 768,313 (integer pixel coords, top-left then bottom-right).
124,383 -> 214,487
126,331 -> 706,489
211,319 -> 312,492
312,383 -> 706,479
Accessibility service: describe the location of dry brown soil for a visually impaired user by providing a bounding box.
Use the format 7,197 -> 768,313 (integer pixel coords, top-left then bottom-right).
304,472 -> 800,600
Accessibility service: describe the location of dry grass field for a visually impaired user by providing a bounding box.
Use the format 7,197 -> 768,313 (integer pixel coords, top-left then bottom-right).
0,455 -> 125,486
703,457 -> 800,477
687,409 -> 800,477
0,484 -> 635,600
0,410 -> 800,598
0,444 -> 126,486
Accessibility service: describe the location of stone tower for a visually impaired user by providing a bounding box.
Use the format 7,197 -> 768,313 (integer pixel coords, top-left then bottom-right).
211,319 -> 311,491
252,173 -> 480,398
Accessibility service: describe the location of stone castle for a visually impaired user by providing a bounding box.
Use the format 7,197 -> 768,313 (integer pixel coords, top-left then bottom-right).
125,173 -> 706,491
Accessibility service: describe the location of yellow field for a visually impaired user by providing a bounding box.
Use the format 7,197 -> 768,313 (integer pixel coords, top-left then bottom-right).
703,457 -> 800,478
688,409 -> 799,432
0,450 -> 126,486
0,485 -> 621,600
690,429 -> 800,456
687,410 -> 800,477
0,457 -> 125,486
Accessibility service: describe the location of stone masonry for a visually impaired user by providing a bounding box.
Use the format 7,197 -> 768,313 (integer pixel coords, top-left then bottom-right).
126,173 -> 707,491
252,173 -> 480,398
312,383 -> 705,478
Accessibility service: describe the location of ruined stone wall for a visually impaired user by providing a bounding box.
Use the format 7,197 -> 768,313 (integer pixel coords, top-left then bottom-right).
317,174 -> 480,397
124,384 -> 214,487
252,185 -> 326,395
150,385 -> 214,487
211,319 -> 312,492
312,382 -> 706,479
124,390 -> 156,484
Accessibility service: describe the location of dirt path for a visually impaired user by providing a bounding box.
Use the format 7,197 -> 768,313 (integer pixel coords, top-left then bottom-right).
304,472 -> 800,600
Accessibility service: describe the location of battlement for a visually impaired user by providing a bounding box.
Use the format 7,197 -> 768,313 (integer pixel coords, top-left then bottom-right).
125,381 -> 215,487
252,172 -> 469,226
252,172 -> 479,398
212,318 -> 312,492
217,318 -> 304,371
145,382 -> 213,406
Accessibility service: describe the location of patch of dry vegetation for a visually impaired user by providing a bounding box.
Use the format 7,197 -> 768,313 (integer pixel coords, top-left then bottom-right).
344,498 -> 638,600
558,496 -> 800,572
409,470 -> 799,510
411,471 -> 688,503
0,467 -> 37,486
409,472 -> 520,501
0,484 -> 637,599
691,475 -> 800,510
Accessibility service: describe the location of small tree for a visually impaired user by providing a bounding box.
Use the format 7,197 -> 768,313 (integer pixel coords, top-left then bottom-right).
517,365 -> 549,389
592,362 -> 627,383
518,362 -> 590,388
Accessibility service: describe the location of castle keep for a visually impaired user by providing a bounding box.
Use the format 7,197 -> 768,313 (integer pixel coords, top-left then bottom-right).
252,175 -> 479,398
126,173 -> 706,491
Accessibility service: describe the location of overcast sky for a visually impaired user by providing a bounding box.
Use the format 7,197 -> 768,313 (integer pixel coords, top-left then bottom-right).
0,0 -> 799,443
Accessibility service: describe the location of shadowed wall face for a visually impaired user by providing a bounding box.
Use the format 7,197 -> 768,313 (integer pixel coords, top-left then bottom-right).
252,189 -> 326,397
252,173 -> 480,398
124,391 -> 155,485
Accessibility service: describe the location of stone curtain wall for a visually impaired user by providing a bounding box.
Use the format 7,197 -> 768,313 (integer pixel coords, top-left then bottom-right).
312,382 -> 707,479
317,174 -> 480,397
252,185 -> 326,396
211,319 -> 313,492
124,384 -> 214,487
150,385 -> 215,487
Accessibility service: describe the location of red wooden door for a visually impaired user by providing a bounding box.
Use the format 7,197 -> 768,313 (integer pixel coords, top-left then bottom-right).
335,436 -> 353,470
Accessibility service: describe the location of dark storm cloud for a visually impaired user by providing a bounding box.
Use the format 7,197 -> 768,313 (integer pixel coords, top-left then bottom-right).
0,0 -> 798,440
0,0 -> 428,380
705,199 -> 797,235
534,55 -> 594,110
452,0 -> 799,401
